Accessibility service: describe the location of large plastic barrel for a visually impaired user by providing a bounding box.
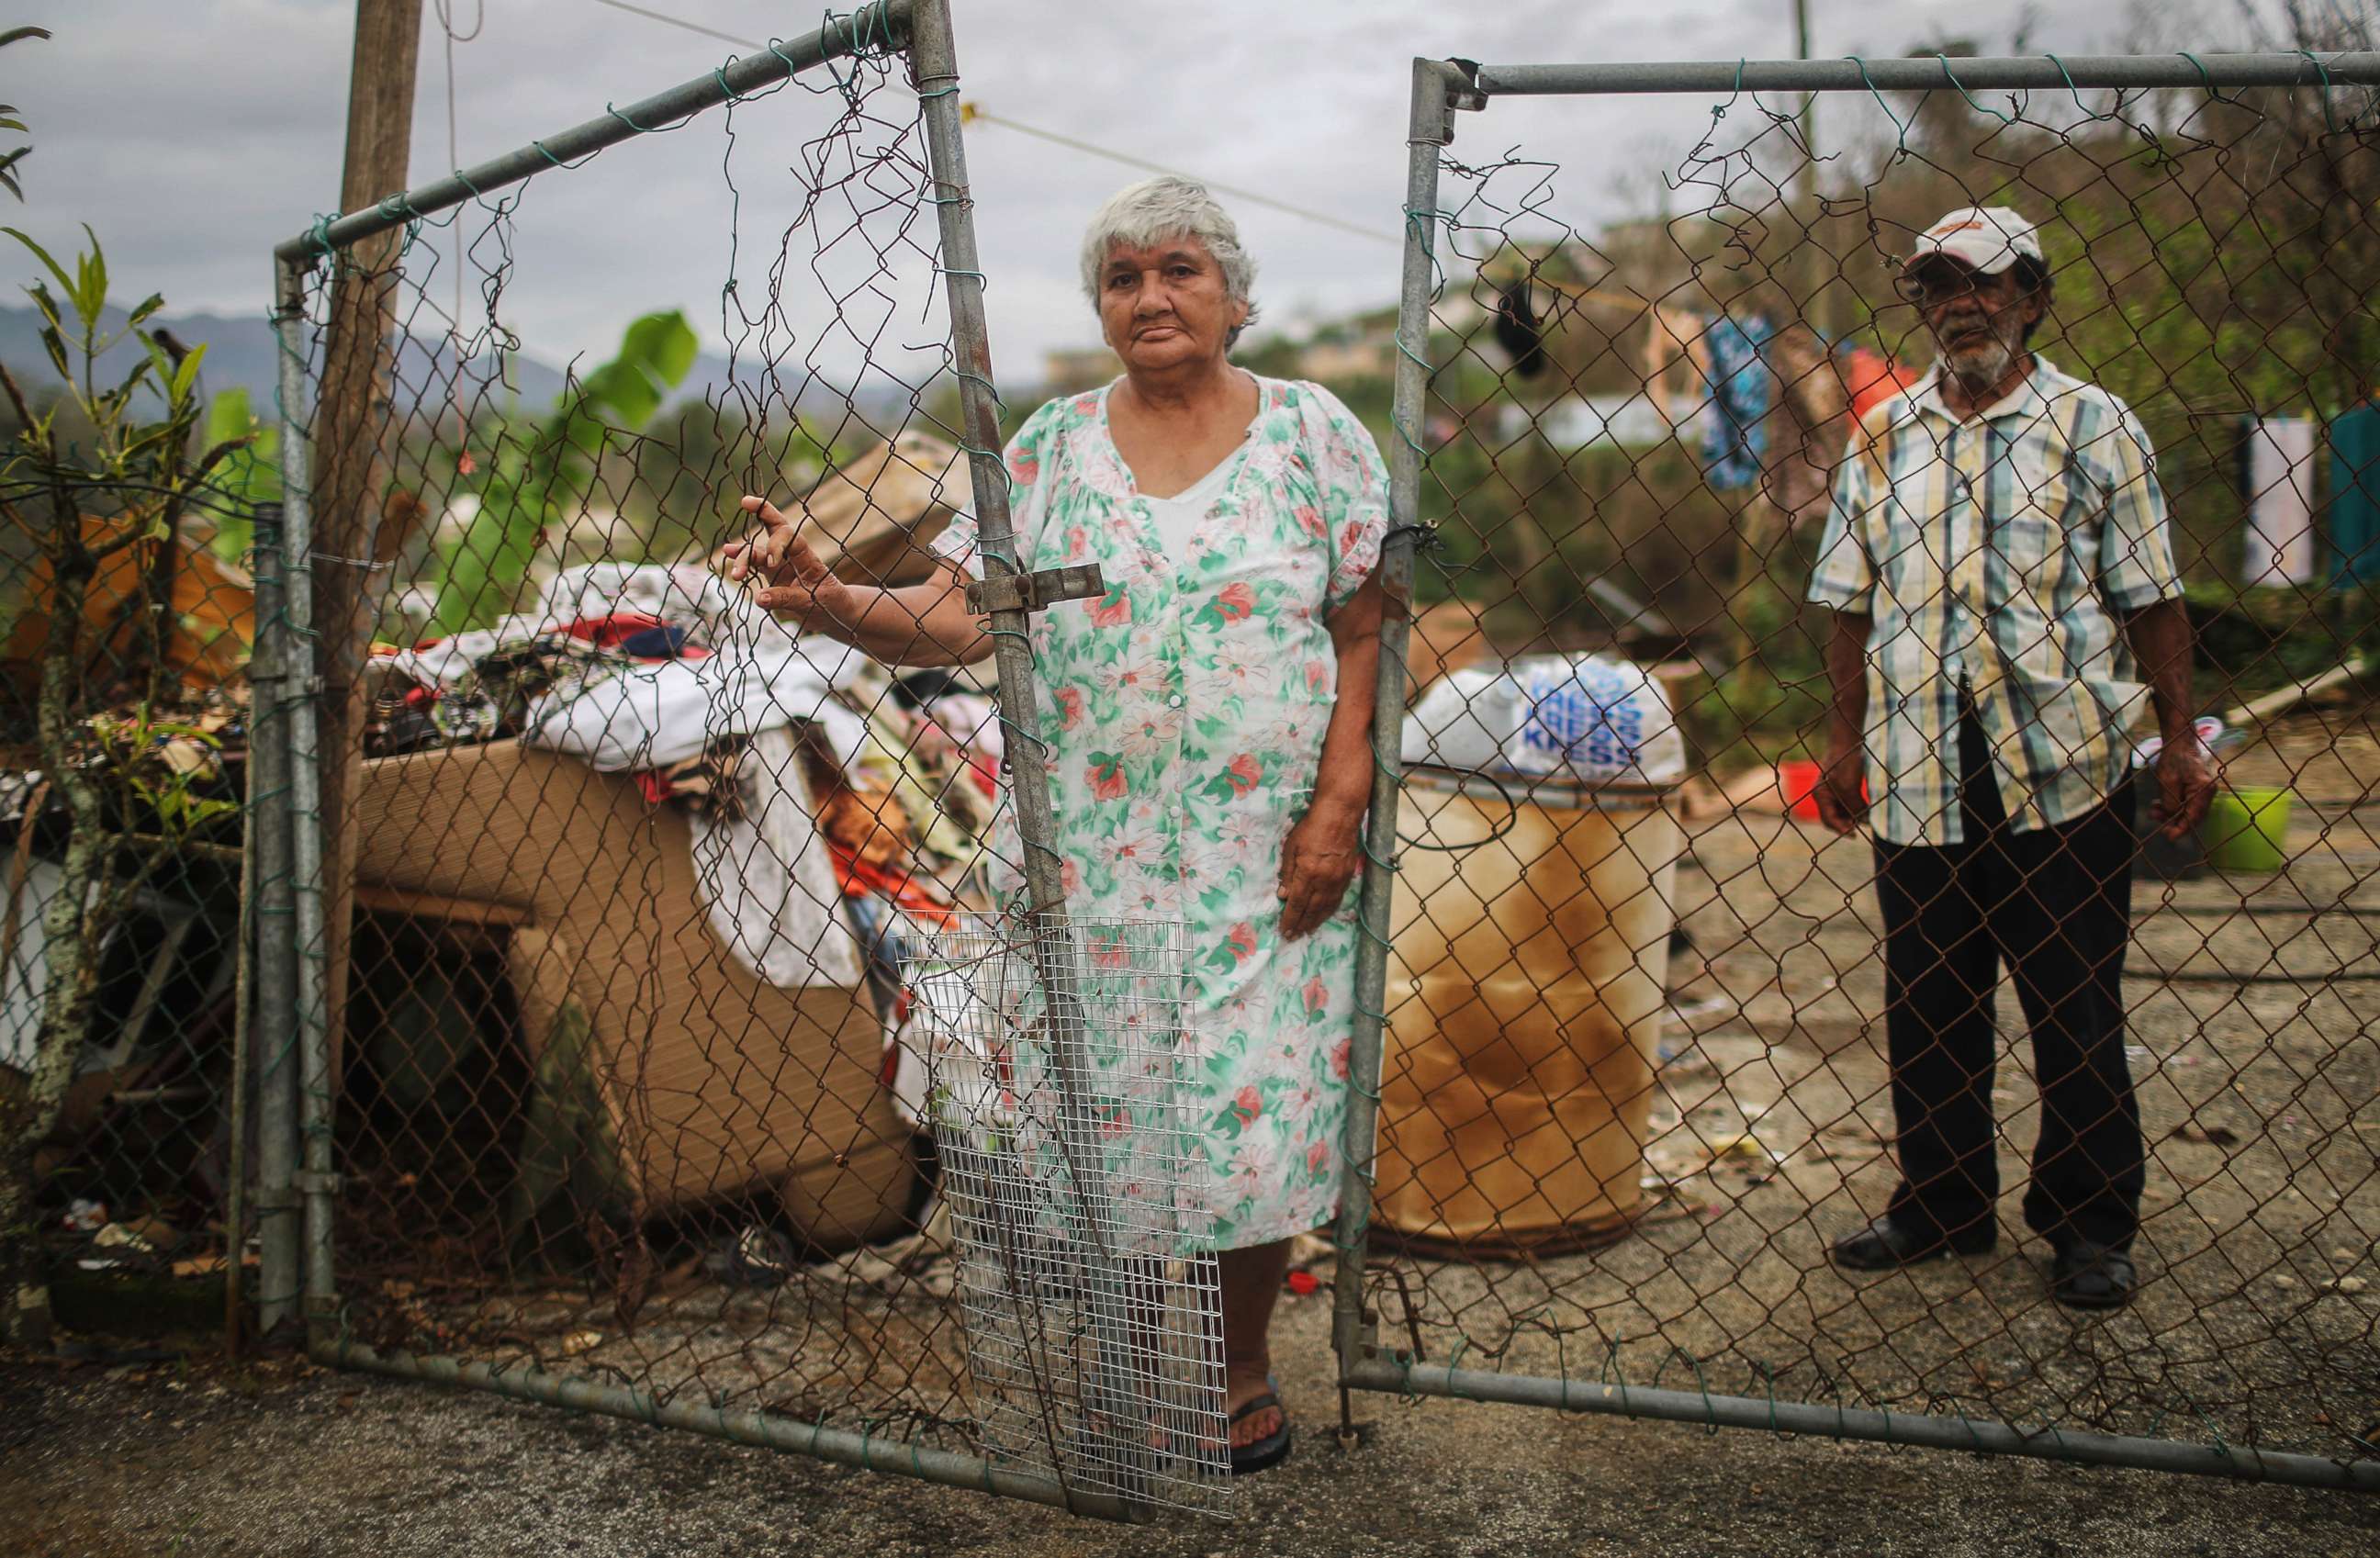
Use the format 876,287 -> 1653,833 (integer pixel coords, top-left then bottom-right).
1375,770 -> 1681,1256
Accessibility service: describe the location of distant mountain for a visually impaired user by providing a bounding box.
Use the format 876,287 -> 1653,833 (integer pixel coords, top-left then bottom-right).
0,303 -> 918,431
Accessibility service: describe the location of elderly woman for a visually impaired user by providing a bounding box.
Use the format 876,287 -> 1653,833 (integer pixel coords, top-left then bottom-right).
723,174 -> 1388,1474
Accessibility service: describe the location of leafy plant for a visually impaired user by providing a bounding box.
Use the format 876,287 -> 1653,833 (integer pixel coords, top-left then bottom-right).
0,221 -> 239,1346
0,26 -> 50,203
429,308 -> 698,634
200,386 -> 279,564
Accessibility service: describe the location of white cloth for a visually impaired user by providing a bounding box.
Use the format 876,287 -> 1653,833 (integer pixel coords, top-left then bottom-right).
1136,449 -> 1242,560
518,639 -> 871,776
2,857 -> 65,1071
536,561 -> 743,637
2241,416 -> 2319,586
688,727 -> 860,990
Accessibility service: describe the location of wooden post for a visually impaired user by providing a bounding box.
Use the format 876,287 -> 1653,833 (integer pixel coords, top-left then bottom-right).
310,0 -> 424,1083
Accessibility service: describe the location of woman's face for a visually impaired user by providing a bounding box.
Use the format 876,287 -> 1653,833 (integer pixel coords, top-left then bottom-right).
1096,235 -> 1247,375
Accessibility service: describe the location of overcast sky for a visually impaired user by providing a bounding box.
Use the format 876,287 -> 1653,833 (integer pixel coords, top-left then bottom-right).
6,0 -> 2279,386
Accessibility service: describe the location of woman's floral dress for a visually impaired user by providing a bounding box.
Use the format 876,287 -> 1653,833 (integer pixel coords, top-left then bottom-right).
931,375 -> 1388,1250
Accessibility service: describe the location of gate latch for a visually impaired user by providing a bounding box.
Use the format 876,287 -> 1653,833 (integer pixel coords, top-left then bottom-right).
966,564 -> 1106,617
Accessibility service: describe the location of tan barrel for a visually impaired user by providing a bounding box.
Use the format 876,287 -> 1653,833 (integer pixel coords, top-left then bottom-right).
1375,774 -> 1681,1256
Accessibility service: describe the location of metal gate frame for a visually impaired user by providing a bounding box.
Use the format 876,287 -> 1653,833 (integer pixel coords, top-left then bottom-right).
251,0 -> 1133,1517
1329,47 -> 2380,1496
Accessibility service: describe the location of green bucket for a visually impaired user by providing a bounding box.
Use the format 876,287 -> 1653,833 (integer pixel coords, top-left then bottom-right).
2203,787 -> 2293,873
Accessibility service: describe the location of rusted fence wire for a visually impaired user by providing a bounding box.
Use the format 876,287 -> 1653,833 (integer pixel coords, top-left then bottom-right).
1333,50 -> 2380,1491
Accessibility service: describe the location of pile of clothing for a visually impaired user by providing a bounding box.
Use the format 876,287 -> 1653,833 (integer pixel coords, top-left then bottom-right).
363,564 -> 1005,1003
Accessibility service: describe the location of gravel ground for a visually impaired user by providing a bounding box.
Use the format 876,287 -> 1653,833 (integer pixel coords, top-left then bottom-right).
11,711 -> 2374,1557
4,1342 -> 2378,1558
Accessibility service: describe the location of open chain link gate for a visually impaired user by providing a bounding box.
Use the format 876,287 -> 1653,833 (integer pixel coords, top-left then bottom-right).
253,0 -> 1225,1523
1329,49 -> 2380,1495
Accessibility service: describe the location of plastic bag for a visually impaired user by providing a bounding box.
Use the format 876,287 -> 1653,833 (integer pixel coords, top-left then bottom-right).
1401,653 -> 1682,784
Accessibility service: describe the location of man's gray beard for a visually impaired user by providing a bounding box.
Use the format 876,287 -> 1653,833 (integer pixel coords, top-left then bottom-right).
1944,332 -> 2017,394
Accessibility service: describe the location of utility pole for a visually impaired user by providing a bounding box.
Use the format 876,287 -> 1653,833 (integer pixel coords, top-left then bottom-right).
310,0 -> 422,1143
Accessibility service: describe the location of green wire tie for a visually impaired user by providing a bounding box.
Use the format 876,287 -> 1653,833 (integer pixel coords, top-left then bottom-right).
1936,54 -> 2014,127
532,138 -> 597,171
2298,50 -> 2341,131
605,100 -> 672,136
2040,53 -> 2098,118
2174,50 -> 2231,106
1843,56 -> 1914,152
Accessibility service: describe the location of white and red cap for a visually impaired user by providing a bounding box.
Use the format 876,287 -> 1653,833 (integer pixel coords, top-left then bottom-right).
1909,206 -> 2043,275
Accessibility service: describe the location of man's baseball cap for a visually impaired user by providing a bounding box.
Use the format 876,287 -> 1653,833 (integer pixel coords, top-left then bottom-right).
1908,206 -> 2044,275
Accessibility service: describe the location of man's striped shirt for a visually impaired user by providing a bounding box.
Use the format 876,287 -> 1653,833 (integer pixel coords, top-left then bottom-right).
1806,357 -> 2181,846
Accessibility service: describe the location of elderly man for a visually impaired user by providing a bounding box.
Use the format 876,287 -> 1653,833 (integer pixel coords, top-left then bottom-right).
1806,206 -> 2214,1310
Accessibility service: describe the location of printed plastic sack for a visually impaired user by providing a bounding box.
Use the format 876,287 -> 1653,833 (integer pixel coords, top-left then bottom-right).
1507,655 -> 1683,783
1401,665 -> 1527,772
1402,654 -> 1682,784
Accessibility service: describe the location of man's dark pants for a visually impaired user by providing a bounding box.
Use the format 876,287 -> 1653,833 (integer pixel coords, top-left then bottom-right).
1869,708 -> 2145,1253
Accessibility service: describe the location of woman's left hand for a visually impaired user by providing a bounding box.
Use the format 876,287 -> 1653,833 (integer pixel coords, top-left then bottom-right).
1278,798 -> 1365,941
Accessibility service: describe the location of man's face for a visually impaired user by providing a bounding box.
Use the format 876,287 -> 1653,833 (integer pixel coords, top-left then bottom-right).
1901,258 -> 2044,387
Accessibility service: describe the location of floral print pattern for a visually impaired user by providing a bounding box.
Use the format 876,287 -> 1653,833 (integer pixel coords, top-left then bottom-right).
934,375 -> 1388,1248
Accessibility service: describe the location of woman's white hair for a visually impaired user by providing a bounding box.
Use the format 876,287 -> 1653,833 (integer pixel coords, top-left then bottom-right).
1078,175 -> 1261,345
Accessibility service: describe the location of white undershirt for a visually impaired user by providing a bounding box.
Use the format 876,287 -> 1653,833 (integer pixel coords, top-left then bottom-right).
1136,410 -> 1257,558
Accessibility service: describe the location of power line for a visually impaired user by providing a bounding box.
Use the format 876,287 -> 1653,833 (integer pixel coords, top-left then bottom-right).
581,0 -> 1394,244
586,0 -> 758,50
960,106 -> 1395,245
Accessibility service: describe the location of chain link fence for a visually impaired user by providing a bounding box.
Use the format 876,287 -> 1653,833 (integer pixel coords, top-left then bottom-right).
1330,49 -> 2380,1491
17,11 -> 2380,1526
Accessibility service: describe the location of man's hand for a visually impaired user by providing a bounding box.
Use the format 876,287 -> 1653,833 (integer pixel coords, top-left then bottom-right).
1813,742 -> 1869,837
717,494 -> 859,633
2150,736 -> 2216,841
1278,798 -> 1364,941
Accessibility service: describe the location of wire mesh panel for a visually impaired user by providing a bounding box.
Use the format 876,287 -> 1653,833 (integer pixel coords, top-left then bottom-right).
1336,49 -> 2380,1488
904,914 -> 1229,1515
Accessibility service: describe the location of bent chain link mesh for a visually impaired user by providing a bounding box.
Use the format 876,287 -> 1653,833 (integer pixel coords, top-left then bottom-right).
1347,59 -> 2380,1477
904,915 -> 1228,1513
256,5 -> 1224,1519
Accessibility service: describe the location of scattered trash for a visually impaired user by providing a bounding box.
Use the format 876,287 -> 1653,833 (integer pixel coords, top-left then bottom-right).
2327,1276 -> 2368,1295
1285,1270 -> 1320,1296
62,1199 -> 107,1233
92,1221 -> 169,1257
559,1329 -> 603,1357
170,1253 -> 253,1279
706,1226 -> 798,1290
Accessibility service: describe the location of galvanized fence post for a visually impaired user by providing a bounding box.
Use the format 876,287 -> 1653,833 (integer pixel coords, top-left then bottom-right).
1330,56 -> 1465,1417
245,488 -> 298,1337
273,252 -> 338,1346
908,0 -> 1154,1513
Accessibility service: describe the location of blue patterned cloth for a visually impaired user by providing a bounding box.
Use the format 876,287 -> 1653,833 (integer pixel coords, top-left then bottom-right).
1701,313 -> 1773,490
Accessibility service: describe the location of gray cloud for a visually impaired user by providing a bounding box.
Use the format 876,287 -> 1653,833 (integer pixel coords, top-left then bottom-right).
7,0 -> 2249,390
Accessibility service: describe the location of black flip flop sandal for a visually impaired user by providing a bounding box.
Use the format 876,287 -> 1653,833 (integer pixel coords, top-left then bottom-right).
1226,1386 -> 1293,1476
